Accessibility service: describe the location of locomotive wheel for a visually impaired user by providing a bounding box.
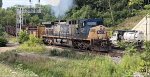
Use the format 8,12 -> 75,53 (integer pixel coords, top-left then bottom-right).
72,40 -> 90,50
46,38 -> 54,45
72,40 -> 78,48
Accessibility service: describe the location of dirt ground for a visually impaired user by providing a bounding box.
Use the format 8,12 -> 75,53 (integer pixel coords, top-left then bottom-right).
0,43 -> 18,53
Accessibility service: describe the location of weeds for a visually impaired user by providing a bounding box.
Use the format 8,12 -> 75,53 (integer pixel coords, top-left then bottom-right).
17,34 -> 46,52
0,37 -> 8,47
0,49 -> 147,77
49,49 -> 93,60
1,41 -> 150,77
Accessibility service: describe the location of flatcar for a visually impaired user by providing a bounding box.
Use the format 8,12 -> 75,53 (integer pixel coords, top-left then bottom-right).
42,19 -> 111,52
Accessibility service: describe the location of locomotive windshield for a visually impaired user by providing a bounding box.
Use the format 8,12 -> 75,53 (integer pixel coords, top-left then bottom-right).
87,22 -> 97,26
79,19 -> 103,28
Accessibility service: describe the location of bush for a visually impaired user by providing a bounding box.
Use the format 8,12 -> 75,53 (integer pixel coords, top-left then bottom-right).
17,34 -> 46,52
18,30 -> 29,44
0,25 -> 4,36
120,54 -> 143,76
0,37 -> 8,47
139,42 -> 150,75
144,5 -> 150,10
49,49 -> 93,59
125,43 -> 137,55
0,49 -> 147,77
0,50 -> 17,63
117,41 -> 127,49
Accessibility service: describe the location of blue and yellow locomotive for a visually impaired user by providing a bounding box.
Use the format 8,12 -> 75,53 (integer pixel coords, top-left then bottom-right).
43,19 -> 111,52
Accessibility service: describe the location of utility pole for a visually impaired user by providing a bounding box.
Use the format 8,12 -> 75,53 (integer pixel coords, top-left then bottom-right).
146,14 -> 149,41
146,14 -> 148,41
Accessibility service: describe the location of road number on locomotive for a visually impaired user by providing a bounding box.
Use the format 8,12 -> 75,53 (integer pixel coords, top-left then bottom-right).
97,29 -> 105,34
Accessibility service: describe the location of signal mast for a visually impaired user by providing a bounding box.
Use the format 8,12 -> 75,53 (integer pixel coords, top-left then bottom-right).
16,0 -> 41,36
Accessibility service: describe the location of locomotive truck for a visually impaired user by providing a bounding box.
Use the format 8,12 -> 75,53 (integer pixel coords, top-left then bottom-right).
42,19 -> 112,52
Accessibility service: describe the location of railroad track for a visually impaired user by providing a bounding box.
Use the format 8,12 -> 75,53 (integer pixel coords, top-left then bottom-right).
47,45 -> 124,57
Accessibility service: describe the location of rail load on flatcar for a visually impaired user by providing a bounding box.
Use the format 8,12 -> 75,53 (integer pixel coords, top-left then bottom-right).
42,19 -> 111,52
110,30 -> 144,48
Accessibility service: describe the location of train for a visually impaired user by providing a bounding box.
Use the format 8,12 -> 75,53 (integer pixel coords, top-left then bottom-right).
42,19 -> 112,52
110,30 -> 144,47
5,25 -> 45,38
5,18 -> 144,52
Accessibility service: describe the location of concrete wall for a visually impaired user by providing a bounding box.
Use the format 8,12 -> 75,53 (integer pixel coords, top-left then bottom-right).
132,15 -> 150,41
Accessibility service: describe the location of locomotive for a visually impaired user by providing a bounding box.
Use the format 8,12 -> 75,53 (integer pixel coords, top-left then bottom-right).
42,19 -> 112,52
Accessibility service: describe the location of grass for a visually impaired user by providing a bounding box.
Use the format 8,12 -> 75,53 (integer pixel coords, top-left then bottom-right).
0,49 -> 146,77
0,63 -> 38,77
17,44 -> 46,52
109,10 -> 150,31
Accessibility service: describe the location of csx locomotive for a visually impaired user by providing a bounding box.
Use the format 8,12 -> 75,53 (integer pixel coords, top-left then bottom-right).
43,19 -> 111,51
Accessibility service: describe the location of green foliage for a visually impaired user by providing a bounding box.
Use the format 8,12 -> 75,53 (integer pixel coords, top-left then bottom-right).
0,37 -> 8,47
66,0 -> 137,26
0,8 -> 16,26
125,43 -> 137,55
0,50 -> 38,76
0,0 -> 2,8
30,15 -> 40,26
0,5 -> 56,28
120,54 -> 143,76
0,50 -> 17,62
49,49 -> 92,59
139,42 -> 150,75
18,34 -> 46,52
128,0 -> 144,9
144,5 -> 150,10
1,49 -> 149,77
18,30 -> 29,44
67,5 -> 98,19
0,24 -> 4,36
0,24 -> 8,47
117,41 -> 137,55
117,41 -> 127,49
41,5 -> 56,21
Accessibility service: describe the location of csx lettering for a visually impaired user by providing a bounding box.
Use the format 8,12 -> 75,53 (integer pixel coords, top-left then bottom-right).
97,30 -> 105,34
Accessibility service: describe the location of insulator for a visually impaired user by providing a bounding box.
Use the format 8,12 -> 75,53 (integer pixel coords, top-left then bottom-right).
29,0 -> 31,2
39,0 -> 40,3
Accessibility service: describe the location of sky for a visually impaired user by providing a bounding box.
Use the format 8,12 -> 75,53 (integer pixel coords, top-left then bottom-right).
2,0 -> 60,8
2,0 -> 74,17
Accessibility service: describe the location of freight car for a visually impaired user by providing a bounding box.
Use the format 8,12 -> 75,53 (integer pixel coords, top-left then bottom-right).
110,30 -> 144,47
5,26 -> 16,36
42,19 -> 112,52
5,25 -> 45,38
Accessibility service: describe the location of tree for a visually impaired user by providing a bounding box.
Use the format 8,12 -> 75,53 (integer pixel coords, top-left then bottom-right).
0,8 -> 16,27
0,24 -> 4,36
30,15 -> 40,26
18,30 -> 29,44
108,0 -> 114,25
40,5 -> 56,21
0,0 -> 2,8
128,0 -> 144,9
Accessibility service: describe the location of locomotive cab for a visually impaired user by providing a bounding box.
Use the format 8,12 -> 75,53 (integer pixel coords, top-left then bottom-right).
75,19 -> 104,39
